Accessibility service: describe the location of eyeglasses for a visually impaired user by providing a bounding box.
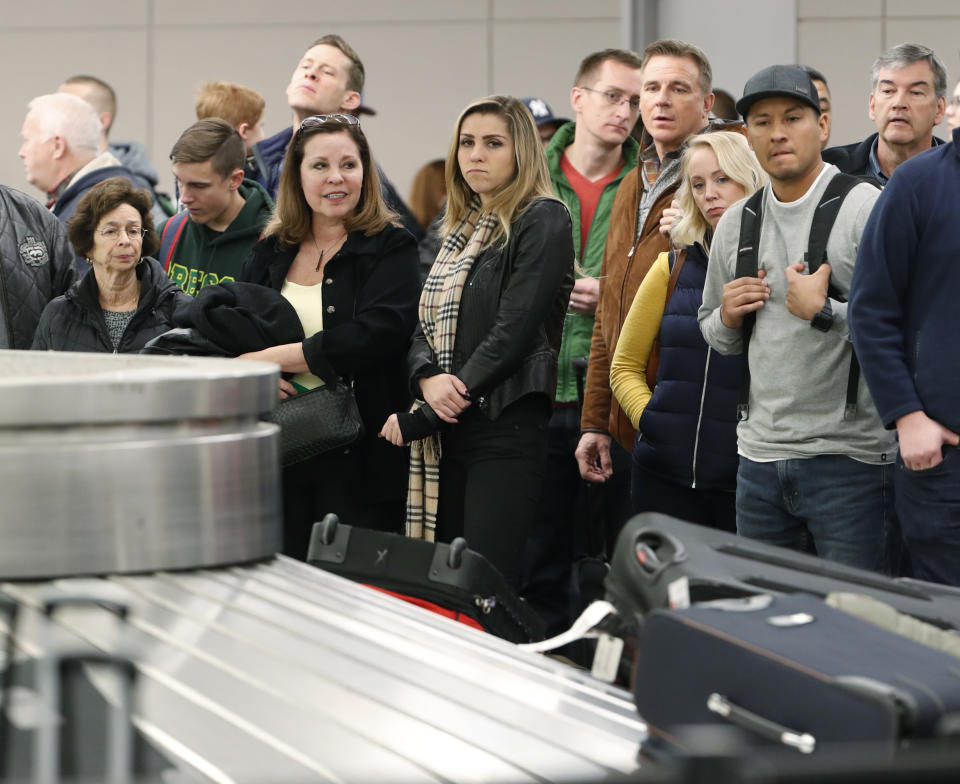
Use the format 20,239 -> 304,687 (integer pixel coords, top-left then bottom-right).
97,225 -> 147,241
578,86 -> 641,112
296,113 -> 360,140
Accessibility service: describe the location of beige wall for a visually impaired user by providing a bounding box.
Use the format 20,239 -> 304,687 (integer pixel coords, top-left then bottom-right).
3,0 -> 958,213
798,0 -> 960,147
0,0 -> 621,207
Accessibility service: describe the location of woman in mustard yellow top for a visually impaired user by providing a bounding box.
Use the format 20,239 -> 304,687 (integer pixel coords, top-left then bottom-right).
610,131 -> 766,530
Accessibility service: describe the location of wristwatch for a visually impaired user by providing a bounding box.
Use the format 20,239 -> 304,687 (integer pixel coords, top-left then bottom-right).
810,298 -> 833,332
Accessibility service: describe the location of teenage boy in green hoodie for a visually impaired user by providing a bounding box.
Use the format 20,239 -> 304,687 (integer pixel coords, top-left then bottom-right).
520,48 -> 643,637
161,119 -> 273,296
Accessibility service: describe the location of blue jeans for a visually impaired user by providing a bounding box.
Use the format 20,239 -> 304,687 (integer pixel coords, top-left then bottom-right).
736,455 -> 897,574
895,447 -> 960,586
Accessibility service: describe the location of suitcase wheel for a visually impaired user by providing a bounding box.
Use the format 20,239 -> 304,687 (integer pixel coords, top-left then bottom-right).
319,513 -> 340,546
448,538 -> 467,569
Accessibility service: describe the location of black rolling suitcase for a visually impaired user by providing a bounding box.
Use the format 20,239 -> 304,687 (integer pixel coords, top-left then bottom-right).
604,512 -> 960,630
306,514 -> 545,644
633,592 -> 960,754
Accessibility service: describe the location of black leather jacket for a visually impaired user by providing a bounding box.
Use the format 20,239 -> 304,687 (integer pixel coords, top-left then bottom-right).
408,198 -> 574,421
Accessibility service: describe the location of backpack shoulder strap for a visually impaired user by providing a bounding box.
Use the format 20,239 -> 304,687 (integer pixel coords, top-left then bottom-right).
159,211 -> 190,273
807,172 -> 874,421
734,189 -> 765,421
735,188 -> 765,280
806,173 -> 870,299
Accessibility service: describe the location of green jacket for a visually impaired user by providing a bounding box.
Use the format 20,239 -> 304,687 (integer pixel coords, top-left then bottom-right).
546,122 -> 639,403
162,179 -> 274,296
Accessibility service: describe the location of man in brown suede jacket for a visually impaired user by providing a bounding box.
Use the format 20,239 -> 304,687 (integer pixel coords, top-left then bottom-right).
576,39 -> 715,494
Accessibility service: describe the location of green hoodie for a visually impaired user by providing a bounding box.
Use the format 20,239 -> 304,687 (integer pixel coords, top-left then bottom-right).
163,179 -> 274,296
546,122 -> 639,403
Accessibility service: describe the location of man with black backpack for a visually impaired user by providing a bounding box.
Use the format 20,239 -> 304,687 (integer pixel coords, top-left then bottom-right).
698,65 -> 898,573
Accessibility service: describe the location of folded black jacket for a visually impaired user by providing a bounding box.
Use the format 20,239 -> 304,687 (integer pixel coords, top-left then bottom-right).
172,281 -> 305,356
32,257 -> 188,353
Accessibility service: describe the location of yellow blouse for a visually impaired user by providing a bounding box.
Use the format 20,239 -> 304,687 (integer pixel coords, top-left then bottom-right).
610,251 -> 671,428
281,279 -> 325,391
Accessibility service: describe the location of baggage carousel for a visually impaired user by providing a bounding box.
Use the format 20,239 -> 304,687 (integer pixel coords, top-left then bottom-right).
0,351 -> 645,782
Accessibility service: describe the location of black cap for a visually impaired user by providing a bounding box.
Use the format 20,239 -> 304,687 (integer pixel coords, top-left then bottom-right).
736,65 -> 821,119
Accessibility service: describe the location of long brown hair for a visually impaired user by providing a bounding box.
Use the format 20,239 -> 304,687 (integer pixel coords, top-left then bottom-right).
263,116 -> 398,246
408,159 -> 446,230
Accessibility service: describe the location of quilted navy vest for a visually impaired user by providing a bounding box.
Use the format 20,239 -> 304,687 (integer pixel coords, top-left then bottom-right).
632,243 -> 741,491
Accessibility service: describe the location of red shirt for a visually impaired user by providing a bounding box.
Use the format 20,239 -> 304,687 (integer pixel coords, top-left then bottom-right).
560,152 -> 623,259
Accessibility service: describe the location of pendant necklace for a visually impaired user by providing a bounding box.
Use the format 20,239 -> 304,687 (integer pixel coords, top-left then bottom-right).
313,230 -> 347,272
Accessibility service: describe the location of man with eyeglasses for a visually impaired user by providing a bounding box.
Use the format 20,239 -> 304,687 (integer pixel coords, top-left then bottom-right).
520,48 -> 643,637
823,43 -> 947,184
575,40 -> 714,518
19,93 -> 159,276
251,33 -> 422,239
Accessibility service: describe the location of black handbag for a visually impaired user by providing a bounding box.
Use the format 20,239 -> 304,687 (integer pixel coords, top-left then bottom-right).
265,379 -> 364,467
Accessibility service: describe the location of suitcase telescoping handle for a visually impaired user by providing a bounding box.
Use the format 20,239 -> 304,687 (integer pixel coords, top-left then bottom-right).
707,692 -> 816,754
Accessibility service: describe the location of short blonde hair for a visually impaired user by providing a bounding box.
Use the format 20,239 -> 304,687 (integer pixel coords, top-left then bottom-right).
671,131 -> 767,249
442,95 -> 557,248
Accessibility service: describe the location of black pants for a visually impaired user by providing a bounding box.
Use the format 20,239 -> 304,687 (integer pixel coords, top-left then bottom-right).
630,462 -> 737,533
435,395 -> 549,588
282,446 -> 404,560
519,406 -> 634,637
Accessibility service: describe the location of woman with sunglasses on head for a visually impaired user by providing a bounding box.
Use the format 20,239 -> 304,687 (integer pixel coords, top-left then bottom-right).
380,95 -> 574,587
32,176 -> 188,352
610,131 -> 767,531
239,113 -> 420,557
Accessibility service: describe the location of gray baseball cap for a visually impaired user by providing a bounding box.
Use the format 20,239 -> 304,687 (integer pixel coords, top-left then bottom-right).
736,65 -> 821,119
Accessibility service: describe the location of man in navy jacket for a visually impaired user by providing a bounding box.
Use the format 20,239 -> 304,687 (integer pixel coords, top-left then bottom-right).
252,34 -> 422,239
849,126 -> 960,586
823,43 -> 947,184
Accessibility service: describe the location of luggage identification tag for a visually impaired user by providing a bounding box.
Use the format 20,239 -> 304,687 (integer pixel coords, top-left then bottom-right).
591,633 -> 623,683
668,576 -> 690,609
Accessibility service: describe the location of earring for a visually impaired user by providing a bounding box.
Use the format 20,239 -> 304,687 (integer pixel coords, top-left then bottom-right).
85,257 -> 94,265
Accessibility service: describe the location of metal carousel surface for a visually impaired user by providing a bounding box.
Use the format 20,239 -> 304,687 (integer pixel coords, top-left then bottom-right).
0,350 -> 645,783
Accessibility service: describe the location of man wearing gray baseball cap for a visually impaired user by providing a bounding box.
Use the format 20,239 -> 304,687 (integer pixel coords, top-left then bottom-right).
698,64 -> 899,574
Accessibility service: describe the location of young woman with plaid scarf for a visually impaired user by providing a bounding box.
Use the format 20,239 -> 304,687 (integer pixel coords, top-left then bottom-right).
380,96 -> 575,587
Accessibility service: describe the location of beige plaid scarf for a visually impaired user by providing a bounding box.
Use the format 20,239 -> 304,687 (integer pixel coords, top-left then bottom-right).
405,196 -> 498,540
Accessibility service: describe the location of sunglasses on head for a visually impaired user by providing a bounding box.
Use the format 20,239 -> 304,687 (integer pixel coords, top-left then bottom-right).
296,114 -> 360,141
705,118 -> 747,135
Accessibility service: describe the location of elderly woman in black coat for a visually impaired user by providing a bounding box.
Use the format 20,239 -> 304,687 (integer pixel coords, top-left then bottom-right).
238,114 -> 420,556
32,177 -> 187,353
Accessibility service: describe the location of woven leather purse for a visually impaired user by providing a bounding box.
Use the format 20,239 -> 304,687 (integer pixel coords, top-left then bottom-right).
265,380 -> 364,467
